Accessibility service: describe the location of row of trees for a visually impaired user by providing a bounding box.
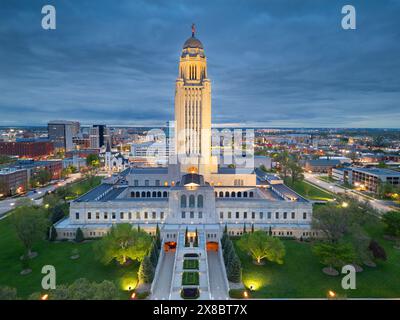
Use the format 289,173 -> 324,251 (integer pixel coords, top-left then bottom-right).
138,225 -> 162,284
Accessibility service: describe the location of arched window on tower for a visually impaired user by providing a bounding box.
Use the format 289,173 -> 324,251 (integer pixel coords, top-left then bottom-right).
189,195 -> 195,208
219,191 -> 223,198
181,195 -> 187,208
197,195 -> 203,208
225,191 -> 230,197
141,191 -> 146,198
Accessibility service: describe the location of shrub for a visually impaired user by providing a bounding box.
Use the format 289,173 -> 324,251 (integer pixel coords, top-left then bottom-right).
227,254 -> 242,283
138,256 -> 154,284
49,225 -> 58,241
182,272 -> 199,285
75,228 -> 84,243
0,286 -> 18,300
181,287 -> 199,299
368,240 -> 387,261
382,211 -> 400,237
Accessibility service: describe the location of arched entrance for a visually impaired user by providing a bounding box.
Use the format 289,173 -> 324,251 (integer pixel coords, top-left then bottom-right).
206,241 -> 219,251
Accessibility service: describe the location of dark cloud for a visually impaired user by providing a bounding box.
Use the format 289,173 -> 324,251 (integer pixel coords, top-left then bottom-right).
0,0 -> 399,127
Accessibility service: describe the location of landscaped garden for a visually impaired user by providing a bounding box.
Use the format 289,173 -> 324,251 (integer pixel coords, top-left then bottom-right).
183,259 -> 199,270
0,215 -> 140,299
232,201 -> 400,299
182,272 -> 199,285
0,176 -> 161,300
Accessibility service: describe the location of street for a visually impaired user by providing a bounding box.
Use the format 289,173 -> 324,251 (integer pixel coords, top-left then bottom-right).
304,173 -> 395,213
0,173 -> 82,218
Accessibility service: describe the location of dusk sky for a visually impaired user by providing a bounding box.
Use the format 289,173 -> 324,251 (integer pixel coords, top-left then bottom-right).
1,0 -> 400,127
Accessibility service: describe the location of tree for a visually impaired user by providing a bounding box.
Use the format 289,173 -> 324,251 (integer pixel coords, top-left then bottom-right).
243,223 -> 247,234
368,240 -> 387,261
31,169 -> 52,187
149,242 -> 159,268
12,206 -> 48,257
138,256 -> 155,284
223,224 -> 228,235
94,223 -> 152,265
75,228 -> 84,243
251,224 -> 254,233
28,279 -> 119,300
223,238 -> 234,266
155,223 -> 161,249
221,233 -> 228,248
50,203 -> 68,224
237,231 -> 286,264
92,280 -> 119,300
312,205 -> 350,243
227,254 -> 242,283
49,225 -> 58,241
276,150 -> 290,179
312,241 -> 356,270
382,211 -> 400,237
288,158 -> 304,184
0,286 -> 18,300
86,154 -> 100,168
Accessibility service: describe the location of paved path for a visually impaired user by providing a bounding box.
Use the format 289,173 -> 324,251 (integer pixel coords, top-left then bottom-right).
151,251 -> 175,300
207,251 -> 229,300
304,173 -> 394,213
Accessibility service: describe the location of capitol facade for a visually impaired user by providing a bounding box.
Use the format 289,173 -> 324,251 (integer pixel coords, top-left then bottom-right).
55,28 -> 314,242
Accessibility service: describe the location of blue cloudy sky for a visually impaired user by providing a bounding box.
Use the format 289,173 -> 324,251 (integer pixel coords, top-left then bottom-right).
1,0 -> 400,127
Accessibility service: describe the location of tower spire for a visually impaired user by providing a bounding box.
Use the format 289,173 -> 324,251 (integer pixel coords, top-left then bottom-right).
191,23 -> 195,37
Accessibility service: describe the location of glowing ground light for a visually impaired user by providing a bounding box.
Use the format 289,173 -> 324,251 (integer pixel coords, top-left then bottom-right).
130,292 -> 136,300
243,291 -> 249,298
341,202 -> 348,208
327,290 -> 336,299
41,294 -> 49,300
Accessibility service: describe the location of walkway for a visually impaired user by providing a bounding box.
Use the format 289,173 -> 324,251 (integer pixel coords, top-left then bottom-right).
151,251 -> 175,300
207,250 -> 229,299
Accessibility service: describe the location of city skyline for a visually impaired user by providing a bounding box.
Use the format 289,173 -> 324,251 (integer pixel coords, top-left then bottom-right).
1,0 -> 400,128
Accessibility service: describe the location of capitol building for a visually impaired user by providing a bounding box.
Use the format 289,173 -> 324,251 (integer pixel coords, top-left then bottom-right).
55,28 -> 313,243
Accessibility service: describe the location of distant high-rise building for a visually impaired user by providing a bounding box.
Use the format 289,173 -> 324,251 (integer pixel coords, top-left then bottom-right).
48,120 -> 80,152
90,125 -> 110,149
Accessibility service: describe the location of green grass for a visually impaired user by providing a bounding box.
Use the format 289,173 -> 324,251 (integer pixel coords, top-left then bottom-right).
286,180 -> 335,201
0,216 -> 138,299
318,176 -> 337,183
182,272 -> 199,286
234,223 -> 400,298
183,259 -> 199,270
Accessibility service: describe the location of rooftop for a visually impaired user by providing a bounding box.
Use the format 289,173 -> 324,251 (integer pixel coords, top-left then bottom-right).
352,167 -> 400,176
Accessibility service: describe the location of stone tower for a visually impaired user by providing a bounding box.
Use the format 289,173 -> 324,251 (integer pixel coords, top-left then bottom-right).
174,25 -> 216,176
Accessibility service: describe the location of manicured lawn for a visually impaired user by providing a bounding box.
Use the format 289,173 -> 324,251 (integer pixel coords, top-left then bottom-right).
0,216 -> 138,299
234,222 -> 400,298
286,180 -> 335,201
183,259 -> 199,270
182,272 -> 199,286
318,176 -> 337,183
